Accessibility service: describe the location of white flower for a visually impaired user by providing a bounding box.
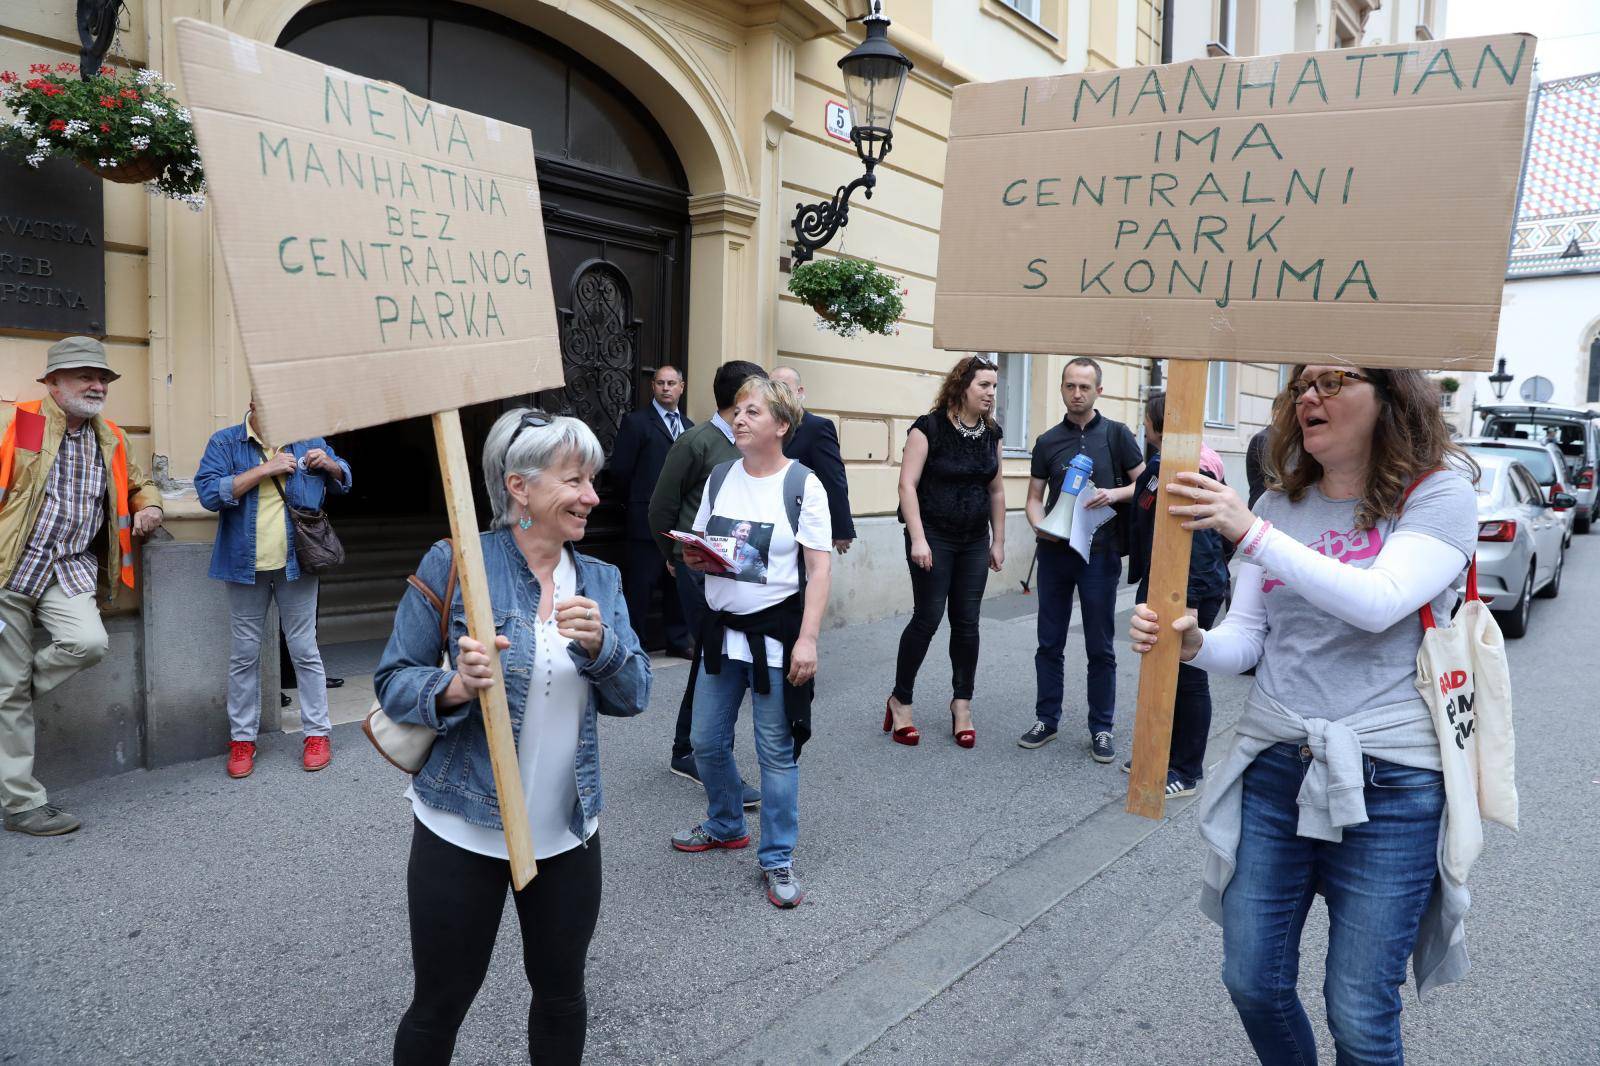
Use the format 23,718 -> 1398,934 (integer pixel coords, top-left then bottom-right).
130,115 -> 151,126
175,106 -> 191,123
136,67 -> 162,85
16,107 -> 29,121
65,119 -> 88,136
142,101 -> 167,117
98,157 -> 117,167
35,137 -> 50,149
129,135 -> 150,150
26,152 -> 44,167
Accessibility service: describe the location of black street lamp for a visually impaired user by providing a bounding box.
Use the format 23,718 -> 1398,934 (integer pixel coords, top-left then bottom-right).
1488,357 -> 1513,400
790,1 -> 913,264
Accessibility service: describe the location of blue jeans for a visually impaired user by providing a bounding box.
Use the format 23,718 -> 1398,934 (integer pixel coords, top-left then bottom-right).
689,660 -> 798,870
1222,743 -> 1445,1066
1033,544 -> 1121,733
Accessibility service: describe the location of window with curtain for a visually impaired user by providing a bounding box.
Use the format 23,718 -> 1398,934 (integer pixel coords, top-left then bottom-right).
995,352 -> 1031,453
1206,361 -> 1233,425
1004,0 -> 1042,22
981,353 -> 1031,453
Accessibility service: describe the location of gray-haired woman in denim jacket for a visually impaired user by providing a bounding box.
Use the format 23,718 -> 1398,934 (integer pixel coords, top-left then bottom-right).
375,409 -> 650,1066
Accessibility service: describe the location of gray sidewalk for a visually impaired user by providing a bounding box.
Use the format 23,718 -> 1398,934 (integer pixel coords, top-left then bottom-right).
5,550 -> 1594,1065
2,577 -> 1217,1065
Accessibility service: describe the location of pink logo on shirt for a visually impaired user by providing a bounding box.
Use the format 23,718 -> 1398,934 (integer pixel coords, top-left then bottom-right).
1262,526 -> 1383,593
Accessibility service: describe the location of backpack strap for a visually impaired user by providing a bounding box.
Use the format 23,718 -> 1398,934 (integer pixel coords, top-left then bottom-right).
782,460 -> 812,535
405,538 -> 457,648
706,459 -> 738,519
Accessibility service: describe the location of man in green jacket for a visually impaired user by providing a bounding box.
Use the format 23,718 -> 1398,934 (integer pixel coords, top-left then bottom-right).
649,359 -> 765,800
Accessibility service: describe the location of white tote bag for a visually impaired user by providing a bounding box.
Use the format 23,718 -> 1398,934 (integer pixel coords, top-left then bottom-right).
1414,558 -> 1519,882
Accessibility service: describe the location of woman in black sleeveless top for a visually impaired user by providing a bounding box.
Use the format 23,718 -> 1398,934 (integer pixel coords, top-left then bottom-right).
885,355 -> 1006,748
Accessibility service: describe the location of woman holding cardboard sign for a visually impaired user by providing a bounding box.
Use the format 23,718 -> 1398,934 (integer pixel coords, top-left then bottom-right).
1130,366 -> 1480,1065
375,409 -> 651,1066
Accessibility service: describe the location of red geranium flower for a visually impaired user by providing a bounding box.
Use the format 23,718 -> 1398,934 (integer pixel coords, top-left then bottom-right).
49,119 -> 66,132
29,63 -> 51,74
100,123 -> 111,133
120,88 -> 139,99
40,84 -> 64,96
0,71 -> 18,84
55,62 -> 77,73
100,65 -> 115,76
24,78 -> 47,90
99,95 -> 119,108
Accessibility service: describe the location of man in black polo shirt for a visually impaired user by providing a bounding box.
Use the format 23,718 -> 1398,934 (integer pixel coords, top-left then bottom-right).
1020,358 -> 1145,763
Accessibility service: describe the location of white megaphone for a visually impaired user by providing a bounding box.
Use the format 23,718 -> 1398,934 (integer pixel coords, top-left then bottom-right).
1037,453 -> 1096,541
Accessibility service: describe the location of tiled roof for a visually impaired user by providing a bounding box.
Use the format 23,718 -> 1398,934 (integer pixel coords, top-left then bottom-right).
1508,72 -> 1600,278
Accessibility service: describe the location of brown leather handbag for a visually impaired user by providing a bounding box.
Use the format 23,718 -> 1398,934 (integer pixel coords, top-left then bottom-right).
269,473 -> 345,573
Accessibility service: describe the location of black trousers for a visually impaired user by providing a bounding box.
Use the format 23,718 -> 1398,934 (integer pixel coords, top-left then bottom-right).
1170,596 -> 1223,783
892,528 -> 991,705
671,563 -> 708,759
394,820 -> 601,1066
623,539 -> 688,651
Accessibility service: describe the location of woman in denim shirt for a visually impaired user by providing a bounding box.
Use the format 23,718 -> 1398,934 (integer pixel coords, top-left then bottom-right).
375,410 -> 651,1066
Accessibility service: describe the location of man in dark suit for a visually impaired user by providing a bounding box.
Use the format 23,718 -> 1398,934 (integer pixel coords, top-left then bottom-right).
771,366 -> 855,553
611,364 -> 693,656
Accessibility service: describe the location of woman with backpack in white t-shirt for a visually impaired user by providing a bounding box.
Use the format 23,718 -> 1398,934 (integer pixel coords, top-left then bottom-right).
669,377 -> 833,909
1130,366 -> 1480,1065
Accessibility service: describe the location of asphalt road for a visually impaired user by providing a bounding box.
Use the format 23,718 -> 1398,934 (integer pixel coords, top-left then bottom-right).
2,537 -> 1596,1065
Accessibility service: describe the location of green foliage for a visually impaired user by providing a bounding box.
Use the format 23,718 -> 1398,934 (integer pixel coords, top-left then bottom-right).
1,62 -> 205,207
787,257 -> 906,339
1438,376 -> 1461,393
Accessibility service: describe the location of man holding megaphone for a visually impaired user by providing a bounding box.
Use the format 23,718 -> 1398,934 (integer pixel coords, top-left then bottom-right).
1020,358 -> 1144,764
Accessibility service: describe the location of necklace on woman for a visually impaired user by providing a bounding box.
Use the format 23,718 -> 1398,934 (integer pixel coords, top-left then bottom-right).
951,410 -> 986,440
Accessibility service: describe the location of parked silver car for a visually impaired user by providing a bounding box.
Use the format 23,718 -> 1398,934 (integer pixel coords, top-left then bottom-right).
1471,454 -> 1571,638
1459,437 -> 1575,545
1476,403 -> 1600,534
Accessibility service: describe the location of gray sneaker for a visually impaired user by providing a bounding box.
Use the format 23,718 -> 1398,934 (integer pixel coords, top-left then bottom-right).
4,803 -> 81,837
764,866 -> 805,908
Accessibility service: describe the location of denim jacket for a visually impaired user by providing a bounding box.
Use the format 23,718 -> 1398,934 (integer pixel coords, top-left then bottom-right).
194,422 -> 351,584
374,530 -> 652,838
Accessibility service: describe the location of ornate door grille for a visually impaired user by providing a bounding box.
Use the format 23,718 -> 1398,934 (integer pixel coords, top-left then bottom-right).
545,259 -> 641,459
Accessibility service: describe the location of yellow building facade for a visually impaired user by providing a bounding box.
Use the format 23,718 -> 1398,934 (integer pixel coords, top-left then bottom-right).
2,0 -> 1172,632
3,0 -> 1413,777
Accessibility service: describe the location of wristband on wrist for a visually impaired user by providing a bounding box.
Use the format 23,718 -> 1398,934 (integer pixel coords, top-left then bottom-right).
1240,518 -> 1272,558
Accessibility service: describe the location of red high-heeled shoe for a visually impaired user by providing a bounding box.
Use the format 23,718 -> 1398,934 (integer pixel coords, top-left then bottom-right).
883,697 -> 919,746
950,702 -> 976,749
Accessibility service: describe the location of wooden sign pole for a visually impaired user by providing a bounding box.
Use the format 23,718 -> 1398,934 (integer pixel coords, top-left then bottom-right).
1126,360 -> 1208,820
433,409 -> 538,888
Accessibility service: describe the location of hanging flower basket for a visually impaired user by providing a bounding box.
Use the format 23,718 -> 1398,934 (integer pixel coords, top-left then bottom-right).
92,153 -> 175,184
0,62 -> 206,209
788,257 -> 906,339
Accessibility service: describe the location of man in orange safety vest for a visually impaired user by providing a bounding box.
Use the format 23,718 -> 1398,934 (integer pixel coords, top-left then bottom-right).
0,337 -> 163,836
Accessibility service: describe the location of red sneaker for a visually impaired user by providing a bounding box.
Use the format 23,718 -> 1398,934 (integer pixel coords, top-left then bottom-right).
303,735 -> 332,772
227,741 -> 256,779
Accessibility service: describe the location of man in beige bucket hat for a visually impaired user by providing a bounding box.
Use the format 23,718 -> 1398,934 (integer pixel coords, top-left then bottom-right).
0,336 -> 164,836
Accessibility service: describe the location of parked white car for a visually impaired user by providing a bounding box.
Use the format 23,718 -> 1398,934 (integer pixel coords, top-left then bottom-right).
1459,437 -> 1575,545
1476,403 -> 1600,534
1470,454 -> 1571,638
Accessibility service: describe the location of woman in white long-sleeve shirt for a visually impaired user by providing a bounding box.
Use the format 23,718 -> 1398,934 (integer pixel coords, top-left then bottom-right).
1130,366 -> 1478,1066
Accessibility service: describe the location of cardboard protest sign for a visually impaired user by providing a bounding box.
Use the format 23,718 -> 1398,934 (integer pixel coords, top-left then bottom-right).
934,34 -> 1536,371
173,19 -> 562,443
